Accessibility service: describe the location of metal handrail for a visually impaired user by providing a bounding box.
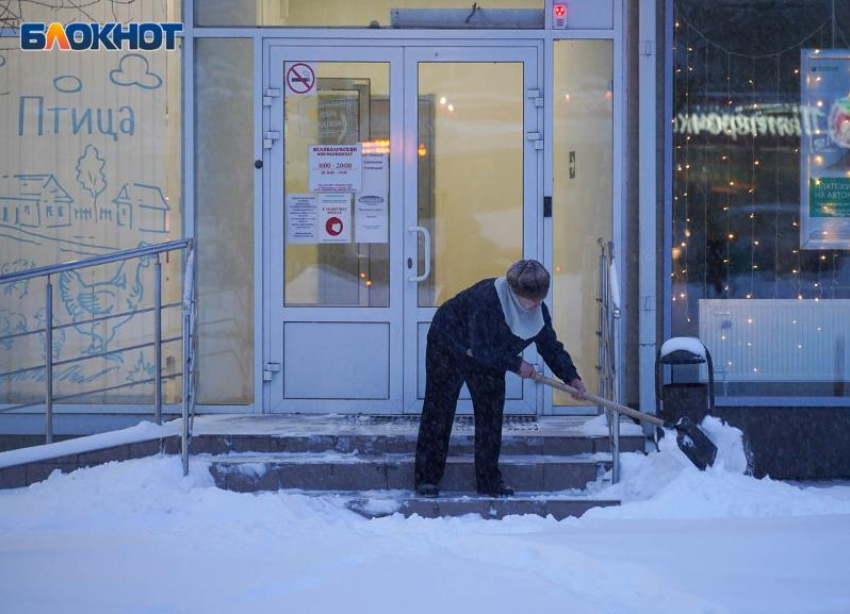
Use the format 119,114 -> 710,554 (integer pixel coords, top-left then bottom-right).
0,301 -> 183,344
3,372 -> 183,411
0,238 -> 196,476
0,240 -> 192,283
0,336 -> 182,395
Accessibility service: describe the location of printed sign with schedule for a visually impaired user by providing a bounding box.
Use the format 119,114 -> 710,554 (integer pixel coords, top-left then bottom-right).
309,145 -> 362,193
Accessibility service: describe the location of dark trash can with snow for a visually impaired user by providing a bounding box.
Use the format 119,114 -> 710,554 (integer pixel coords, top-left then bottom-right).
655,337 -> 715,425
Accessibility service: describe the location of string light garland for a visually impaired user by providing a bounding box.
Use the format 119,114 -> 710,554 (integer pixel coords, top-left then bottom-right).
725,52 -> 732,299
671,2 -> 850,385
683,24 -> 691,324
749,56 -> 756,300
774,52 -> 781,301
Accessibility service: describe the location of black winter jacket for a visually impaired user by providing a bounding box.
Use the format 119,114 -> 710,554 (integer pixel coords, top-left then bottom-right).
430,278 -> 581,384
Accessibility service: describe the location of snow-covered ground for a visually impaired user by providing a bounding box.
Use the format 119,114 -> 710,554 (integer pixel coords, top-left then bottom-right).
1,417 -> 849,614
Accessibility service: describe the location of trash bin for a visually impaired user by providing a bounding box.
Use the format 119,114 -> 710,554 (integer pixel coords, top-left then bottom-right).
655,337 -> 715,425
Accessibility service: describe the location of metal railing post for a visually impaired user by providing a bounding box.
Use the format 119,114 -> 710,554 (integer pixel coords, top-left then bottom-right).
609,242 -> 621,485
181,309 -> 190,476
597,241 -> 606,401
599,241 -> 622,485
180,246 -> 195,477
154,254 -> 163,425
45,275 -> 54,444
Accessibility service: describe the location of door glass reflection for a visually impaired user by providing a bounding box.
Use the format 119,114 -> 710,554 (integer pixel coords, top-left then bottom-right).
417,62 -> 524,306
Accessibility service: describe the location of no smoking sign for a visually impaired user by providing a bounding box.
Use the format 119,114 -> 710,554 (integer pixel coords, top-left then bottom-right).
285,62 -> 316,96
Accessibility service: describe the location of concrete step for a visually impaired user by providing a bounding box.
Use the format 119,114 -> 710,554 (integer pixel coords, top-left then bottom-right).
208,453 -> 609,493
191,433 -> 644,457
345,495 -> 620,520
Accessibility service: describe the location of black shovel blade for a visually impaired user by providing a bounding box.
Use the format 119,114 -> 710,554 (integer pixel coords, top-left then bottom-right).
673,416 -> 718,470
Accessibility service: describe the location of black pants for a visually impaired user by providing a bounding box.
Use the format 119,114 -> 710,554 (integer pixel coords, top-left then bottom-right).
414,331 -> 506,490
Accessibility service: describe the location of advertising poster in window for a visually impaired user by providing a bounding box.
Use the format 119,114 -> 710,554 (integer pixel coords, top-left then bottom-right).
801,49 -> 850,250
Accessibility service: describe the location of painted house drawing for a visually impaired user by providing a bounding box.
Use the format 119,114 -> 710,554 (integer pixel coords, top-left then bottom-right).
0,174 -> 74,229
111,183 -> 170,233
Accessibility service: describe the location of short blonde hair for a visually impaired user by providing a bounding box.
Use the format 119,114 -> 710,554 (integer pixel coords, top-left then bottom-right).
506,260 -> 550,301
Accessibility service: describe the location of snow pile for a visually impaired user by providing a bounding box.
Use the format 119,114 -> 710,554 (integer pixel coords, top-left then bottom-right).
0,420 -> 176,469
1,444 -> 849,613
587,416 -> 850,519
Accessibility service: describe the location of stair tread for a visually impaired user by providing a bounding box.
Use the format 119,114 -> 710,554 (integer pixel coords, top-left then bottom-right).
208,452 -> 613,465
190,414 -> 645,437
344,494 -> 621,519
349,493 -> 619,501
193,432 -> 645,439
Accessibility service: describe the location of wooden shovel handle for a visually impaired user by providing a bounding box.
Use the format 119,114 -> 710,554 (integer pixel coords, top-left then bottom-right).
530,372 -> 666,428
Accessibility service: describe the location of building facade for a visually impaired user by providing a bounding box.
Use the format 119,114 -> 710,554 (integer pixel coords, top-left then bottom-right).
1,0 -> 848,478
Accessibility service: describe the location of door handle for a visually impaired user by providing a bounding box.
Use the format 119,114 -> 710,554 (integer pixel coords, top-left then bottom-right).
408,226 -> 432,283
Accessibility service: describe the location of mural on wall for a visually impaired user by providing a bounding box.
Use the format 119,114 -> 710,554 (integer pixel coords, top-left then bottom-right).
0,33 -> 182,406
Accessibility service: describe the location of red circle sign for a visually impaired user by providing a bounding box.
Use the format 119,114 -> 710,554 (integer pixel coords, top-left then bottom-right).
286,63 -> 315,94
325,217 -> 344,236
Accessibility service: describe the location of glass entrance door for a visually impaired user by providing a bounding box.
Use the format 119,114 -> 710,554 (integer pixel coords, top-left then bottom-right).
266,44 -> 542,414
403,47 -> 543,414
267,47 -> 404,413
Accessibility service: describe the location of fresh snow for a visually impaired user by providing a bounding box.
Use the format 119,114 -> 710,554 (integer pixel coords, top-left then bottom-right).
575,412 -> 644,437
609,258 -> 621,310
1,418 -> 848,614
0,421 -> 176,469
660,336 -> 707,360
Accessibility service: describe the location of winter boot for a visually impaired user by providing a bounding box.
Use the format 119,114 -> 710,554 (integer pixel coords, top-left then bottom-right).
477,481 -> 514,497
415,483 -> 440,498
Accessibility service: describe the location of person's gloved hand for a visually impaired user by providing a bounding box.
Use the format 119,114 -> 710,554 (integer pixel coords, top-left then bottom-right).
569,378 -> 587,400
518,360 -> 536,379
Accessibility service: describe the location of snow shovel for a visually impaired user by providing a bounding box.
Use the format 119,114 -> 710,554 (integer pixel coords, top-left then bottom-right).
531,373 -> 718,470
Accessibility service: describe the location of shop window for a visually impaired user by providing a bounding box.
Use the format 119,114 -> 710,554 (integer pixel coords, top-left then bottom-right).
195,0 -> 542,28
671,0 -> 850,398
0,35 -> 184,406
195,39 -> 255,405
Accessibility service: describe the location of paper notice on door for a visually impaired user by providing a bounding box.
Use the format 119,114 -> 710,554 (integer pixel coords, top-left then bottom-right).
318,193 -> 352,243
309,144 -> 362,193
286,194 -> 318,244
355,153 -> 389,243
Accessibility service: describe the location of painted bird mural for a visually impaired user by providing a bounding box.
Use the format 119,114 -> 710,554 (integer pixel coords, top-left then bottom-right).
0,309 -> 27,351
34,307 -> 66,362
59,246 -> 152,361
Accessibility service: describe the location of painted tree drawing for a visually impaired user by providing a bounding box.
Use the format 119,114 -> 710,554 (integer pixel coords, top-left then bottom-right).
76,145 -> 108,224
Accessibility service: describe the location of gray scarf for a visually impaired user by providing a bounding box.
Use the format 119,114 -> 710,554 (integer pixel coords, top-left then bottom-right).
494,277 -> 544,340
